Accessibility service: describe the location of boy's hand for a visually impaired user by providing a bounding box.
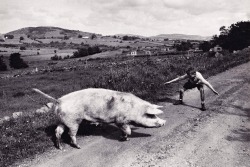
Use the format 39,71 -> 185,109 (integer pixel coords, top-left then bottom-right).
214,91 -> 219,95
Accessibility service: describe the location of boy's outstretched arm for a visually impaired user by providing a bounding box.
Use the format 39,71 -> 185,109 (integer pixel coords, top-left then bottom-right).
164,74 -> 187,85
196,72 -> 219,95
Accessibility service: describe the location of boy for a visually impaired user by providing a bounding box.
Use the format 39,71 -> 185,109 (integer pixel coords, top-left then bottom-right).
164,67 -> 219,111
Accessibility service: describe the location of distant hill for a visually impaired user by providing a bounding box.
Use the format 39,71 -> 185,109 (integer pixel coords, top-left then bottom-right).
114,34 -> 146,38
5,26 -> 98,39
150,34 -> 211,41
4,27 -> 211,41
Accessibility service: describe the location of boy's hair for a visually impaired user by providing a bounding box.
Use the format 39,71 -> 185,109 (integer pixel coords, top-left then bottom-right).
186,67 -> 196,75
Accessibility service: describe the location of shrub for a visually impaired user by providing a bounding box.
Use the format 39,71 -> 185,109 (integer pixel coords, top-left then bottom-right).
72,46 -> 101,58
9,53 -> 28,69
4,34 -> 14,39
20,46 -> 26,50
50,54 -> 62,60
0,56 -> 7,71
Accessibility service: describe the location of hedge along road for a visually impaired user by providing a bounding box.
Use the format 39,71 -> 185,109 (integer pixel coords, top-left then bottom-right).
17,61 -> 250,167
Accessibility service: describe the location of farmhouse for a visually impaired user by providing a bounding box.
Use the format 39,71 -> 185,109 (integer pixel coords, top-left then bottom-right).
210,45 -> 223,52
130,50 -> 151,56
214,45 -> 223,52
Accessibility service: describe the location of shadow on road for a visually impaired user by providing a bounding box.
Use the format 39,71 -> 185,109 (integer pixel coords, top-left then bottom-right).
43,121 -> 152,148
226,128 -> 250,142
225,105 -> 250,142
158,96 -> 201,110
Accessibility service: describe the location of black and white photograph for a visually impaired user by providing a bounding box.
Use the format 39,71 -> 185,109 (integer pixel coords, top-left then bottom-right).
0,0 -> 249,166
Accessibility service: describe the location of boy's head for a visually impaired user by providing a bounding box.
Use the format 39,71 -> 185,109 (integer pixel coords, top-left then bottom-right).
186,67 -> 196,76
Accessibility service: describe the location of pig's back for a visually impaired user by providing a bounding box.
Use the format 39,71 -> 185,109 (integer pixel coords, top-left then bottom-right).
57,88 -> 136,122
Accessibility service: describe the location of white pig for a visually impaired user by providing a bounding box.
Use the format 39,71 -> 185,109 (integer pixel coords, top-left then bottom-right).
33,88 -> 166,149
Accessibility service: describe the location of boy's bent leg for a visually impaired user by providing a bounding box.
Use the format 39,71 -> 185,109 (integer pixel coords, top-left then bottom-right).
198,86 -> 206,111
174,88 -> 185,105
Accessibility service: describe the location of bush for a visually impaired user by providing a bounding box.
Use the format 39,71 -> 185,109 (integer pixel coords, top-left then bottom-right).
20,46 -> 26,50
4,34 -> 14,39
0,56 -> 7,71
9,53 -> 28,69
50,54 -> 62,60
72,46 -> 101,58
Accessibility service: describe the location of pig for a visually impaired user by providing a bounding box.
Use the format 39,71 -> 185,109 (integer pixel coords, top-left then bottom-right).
33,88 -> 166,149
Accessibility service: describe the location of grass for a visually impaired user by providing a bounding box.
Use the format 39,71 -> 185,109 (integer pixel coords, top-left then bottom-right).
0,112 -> 58,167
0,48 -> 249,167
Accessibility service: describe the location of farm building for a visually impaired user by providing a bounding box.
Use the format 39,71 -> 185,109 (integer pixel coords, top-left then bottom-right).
210,45 -> 223,52
130,50 -> 151,56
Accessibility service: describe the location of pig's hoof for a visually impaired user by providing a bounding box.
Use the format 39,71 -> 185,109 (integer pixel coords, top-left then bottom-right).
75,144 -> 81,149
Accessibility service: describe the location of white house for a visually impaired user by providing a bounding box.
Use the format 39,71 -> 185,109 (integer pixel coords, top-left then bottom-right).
82,36 -> 89,39
211,45 -> 223,52
130,50 -> 151,56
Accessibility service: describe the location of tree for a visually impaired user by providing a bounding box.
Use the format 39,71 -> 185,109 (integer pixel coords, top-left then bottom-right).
78,34 -> 83,38
20,46 -> 26,50
175,41 -> 192,51
0,56 -> 7,71
199,41 -> 212,52
122,35 -> 129,40
90,34 -> 97,40
20,36 -> 24,41
9,53 -> 28,69
92,46 -> 101,54
4,34 -> 14,39
212,21 -> 250,52
73,48 -> 88,58
64,36 -> 69,40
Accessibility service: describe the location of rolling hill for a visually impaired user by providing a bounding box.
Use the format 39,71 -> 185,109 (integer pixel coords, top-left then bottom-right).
5,26 -> 98,39
150,34 -> 211,41
4,27 -> 211,41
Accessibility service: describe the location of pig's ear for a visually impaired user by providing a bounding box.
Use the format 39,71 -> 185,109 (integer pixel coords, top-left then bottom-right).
145,107 -> 163,115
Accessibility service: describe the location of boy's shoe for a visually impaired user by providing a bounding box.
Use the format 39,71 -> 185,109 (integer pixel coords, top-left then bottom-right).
201,104 -> 206,111
174,100 -> 183,105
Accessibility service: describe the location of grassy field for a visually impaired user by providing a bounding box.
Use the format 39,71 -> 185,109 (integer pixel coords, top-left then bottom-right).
0,48 -> 249,167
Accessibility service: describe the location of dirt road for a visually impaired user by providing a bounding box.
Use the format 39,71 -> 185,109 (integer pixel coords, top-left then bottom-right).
19,62 -> 250,167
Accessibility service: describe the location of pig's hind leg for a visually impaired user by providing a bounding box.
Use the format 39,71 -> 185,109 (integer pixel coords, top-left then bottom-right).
66,122 -> 81,149
55,124 -> 65,149
116,124 -> 131,141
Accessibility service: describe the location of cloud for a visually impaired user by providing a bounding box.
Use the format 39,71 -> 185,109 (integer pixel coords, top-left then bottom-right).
0,0 -> 249,36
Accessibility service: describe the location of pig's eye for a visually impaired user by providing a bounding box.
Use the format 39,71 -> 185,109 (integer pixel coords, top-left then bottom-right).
145,114 -> 157,119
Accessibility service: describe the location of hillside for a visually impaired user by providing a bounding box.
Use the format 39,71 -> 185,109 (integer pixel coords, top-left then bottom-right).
151,34 -> 211,41
4,27 -> 210,41
6,26 -> 97,39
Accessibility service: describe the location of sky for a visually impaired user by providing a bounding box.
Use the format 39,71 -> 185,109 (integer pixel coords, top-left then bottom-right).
0,0 -> 249,37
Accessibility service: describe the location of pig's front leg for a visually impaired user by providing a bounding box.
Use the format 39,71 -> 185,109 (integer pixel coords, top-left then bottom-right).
116,124 -> 131,141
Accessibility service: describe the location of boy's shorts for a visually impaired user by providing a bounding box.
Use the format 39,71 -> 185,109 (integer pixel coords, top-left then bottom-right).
183,81 -> 203,90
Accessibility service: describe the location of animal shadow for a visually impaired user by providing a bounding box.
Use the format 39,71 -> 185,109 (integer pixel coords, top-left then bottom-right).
43,120 -> 151,147
157,96 -> 177,103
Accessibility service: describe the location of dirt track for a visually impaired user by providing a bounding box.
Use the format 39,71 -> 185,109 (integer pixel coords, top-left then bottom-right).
18,62 -> 250,167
